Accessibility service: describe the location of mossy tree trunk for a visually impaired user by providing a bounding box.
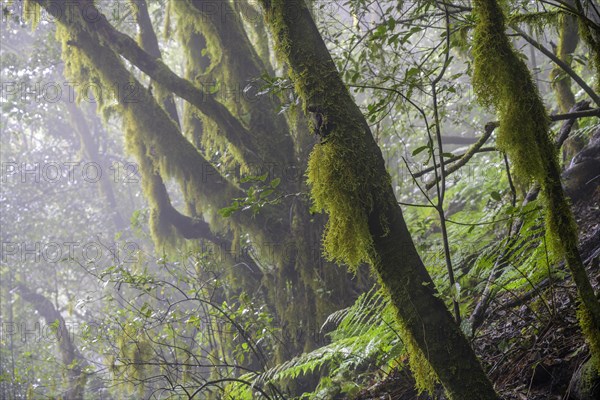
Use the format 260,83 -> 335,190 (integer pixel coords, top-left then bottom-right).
33,0 -> 367,365
472,0 -> 600,370
257,1 -> 499,398
551,10 -> 579,114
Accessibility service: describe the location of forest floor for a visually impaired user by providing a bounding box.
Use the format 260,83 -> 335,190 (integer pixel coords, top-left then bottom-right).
352,193 -> 600,400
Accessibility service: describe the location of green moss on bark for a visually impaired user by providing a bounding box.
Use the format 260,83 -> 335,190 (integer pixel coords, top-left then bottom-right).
397,320 -> 438,394
472,0 -> 551,184
54,15 -> 241,248
473,0 -> 600,364
261,2 -> 501,398
307,142 -> 379,269
266,0 -> 391,270
579,305 -> 600,373
549,11 -> 578,114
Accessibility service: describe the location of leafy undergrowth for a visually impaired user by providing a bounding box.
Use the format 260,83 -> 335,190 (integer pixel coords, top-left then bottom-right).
351,193 -> 600,400
227,286 -> 407,399
225,186 -> 599,400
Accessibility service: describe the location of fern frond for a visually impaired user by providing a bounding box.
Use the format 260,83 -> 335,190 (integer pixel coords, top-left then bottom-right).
228,286 -> 404,399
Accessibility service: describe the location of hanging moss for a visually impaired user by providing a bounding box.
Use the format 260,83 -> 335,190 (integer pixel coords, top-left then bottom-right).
22,0 -> 41,30
472,0 -> 576,259
264,1 -> 391,270
125,132 -> 180,250
58,35 -> 185,250
172,0 -> 222,81
53,13 -> 247,248
397,320 -> 438,394
113,321 -> 154,396
55,25 -> 115,113
174,0 -> 294,173
307,143 -> 377,269
163,0 -> 172,39
473,0 -> 600,367
472,0 -> 552,185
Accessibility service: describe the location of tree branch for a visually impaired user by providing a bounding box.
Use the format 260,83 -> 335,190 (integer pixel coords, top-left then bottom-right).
415,105 -> 597,182
34,0 -> 281,238
550,107 -> 600,121
556,100 -> 592,147
130,0 -> 180,128
425,122 -> 498,190
38,0 -> 262,166
512,25 -> 600,107
413,147 -> 497,178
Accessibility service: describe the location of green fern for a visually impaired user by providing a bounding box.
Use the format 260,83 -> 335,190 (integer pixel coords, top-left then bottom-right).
227,287 -> 405,399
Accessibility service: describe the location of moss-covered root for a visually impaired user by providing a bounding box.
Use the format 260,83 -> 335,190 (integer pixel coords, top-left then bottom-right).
472,0 -> 600,365
573,355 -> 600,399
259,1 -> 499,398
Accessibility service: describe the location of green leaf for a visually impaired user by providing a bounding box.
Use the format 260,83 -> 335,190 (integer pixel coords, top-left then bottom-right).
270,178 -> 281,188
405,67 -> 420,78
218,207 -> 236,217
490,191 -> 502,201
260,189 -> 274,199
187,315 -> 201,328
412,145 -> 429,156
388,33 -> 400,45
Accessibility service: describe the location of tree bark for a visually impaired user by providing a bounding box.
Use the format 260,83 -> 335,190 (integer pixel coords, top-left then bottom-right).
257,1 -> 499,398
549,0 -> 583,161
16,284 -> 88,400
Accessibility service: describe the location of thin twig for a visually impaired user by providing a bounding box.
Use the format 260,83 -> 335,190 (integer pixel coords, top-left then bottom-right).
413,147 -> 497,178
425,122 -> 497,190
